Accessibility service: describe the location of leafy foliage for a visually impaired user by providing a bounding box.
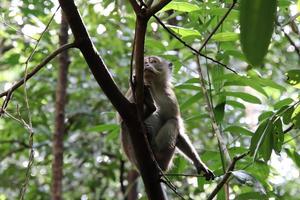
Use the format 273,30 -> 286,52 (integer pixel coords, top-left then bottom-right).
0,0 -> 299,199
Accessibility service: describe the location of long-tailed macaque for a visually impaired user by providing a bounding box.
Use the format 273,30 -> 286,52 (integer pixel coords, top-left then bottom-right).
120,56 -> 214,180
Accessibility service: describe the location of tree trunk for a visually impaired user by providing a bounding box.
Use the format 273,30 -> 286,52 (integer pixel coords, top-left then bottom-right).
127,170 -> 139,200
51,11 -> 70,200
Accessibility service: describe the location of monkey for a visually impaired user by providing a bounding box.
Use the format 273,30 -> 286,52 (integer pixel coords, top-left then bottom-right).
120,56 -> 215,181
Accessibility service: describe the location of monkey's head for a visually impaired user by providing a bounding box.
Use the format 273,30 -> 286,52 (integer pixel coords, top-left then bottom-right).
144,56 -> 173,86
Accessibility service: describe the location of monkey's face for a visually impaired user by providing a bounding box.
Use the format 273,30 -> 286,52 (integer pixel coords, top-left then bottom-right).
144,56 -> 172,85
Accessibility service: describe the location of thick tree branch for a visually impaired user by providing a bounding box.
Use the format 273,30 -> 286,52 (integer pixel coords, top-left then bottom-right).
58,0 -> 133,119
58,1 -> 168,199
128,0 -> 140,14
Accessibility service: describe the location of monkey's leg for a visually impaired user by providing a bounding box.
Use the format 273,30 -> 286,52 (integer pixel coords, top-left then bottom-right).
154,118 -> 179,171
176,133 -> 215,180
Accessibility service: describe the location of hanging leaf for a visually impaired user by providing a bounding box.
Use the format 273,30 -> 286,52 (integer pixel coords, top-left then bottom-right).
214,102 -> 225,123
285,148 -> 300,168
180,92 -> 202,111
232,170 -> 266,195
273,119 -> 284,154
87,124 -> 119,132
285,69 -> 300,89
273,98 -> 294,110
282,106 -> 295,124
161,2 -> 200,12
167,25 -> 201,38
240,0 -> 277,66
226,100 -> 246,109
249,119 -> 274,160
212,32 -> 239,42
258,111 -> 274,122
224,125 -> 253,136
222,91 -> 261,104
292,105 -> 300,127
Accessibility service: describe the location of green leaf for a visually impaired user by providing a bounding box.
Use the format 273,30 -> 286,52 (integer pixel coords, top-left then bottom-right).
224,50 -> 246,61
175,84 -> 201,91
161,2 -> 200,12
184,113 -> 209,122
282,106 -> 295,125
285,148 -> 300,168
222,91 -> 261,104
236,192 -> 267,200
292,105 -> 300,127
212,32 -> 239,42
167,25 -> 201,38
226,100 -> 246,109
249,119 -> 274,160
214,102 -> 225,123
224,125 -> 253,136
285,69 -> 300,89
225,80 -> 268,97
260,123 -> 273,161
87,124 -> 119,132
210,8 -> 239,20
180,92 -> 202,111
273,98 -> 294,110
273,119 -> 284,154
240,0 -> 277,66
248,70 -> 286,91
258,111 -> 274,122
232,170 -> 266,195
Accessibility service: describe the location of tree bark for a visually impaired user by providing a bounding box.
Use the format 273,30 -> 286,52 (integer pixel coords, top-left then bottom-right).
57,1 -> 170,199
127,170 -> 139,200
51,11 -> 70,200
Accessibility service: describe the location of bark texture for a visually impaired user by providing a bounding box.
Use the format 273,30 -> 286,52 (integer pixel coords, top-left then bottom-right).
51,11 -> 70,200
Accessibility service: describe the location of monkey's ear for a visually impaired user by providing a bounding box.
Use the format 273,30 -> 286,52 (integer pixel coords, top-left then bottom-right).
168,62 -> 173,71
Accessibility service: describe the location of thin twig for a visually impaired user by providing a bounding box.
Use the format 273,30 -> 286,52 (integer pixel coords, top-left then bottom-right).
160,179 -> 186,200
165,173 -> 205,178
0,43 -> 76,99
19,6 -> 61,200
207,152 -> 248,200
284,132 -> 300,144
199,0 -> 237,52
0,16 -> 38,41
277,23 -> 300,59
196,55 -> 231,164
284,124 -> 294,134
153,15 -> 237,74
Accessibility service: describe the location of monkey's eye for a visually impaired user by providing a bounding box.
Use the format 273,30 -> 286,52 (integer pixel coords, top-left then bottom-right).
150,58 -> 158,64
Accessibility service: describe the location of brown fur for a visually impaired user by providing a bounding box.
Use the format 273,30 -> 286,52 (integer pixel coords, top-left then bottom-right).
120,56 -> 214,180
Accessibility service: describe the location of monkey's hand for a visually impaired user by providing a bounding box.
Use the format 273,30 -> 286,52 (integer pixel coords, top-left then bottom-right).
197,166 -> 215,181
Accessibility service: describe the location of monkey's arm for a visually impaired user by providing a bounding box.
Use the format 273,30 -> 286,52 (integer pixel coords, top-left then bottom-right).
176,134 -> 215,180
144,85 -> 156,119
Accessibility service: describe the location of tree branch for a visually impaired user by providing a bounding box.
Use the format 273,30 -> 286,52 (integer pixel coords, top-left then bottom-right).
152,15 -> 237,74
58,0 -> 133,119
58,1 -> 167,199
207,152 -> 248,200
0,43 -> 76,99
128,0 -> 140,14
277,22 -> 300,59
